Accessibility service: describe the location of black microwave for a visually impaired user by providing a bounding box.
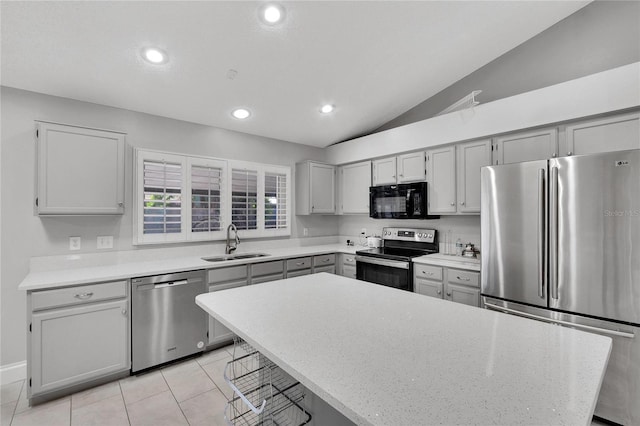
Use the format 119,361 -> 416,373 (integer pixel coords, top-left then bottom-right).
369,182 -> 440,219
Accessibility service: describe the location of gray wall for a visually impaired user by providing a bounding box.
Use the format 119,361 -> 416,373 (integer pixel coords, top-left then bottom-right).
0,87 -> 337,366
376,0 -> 640,132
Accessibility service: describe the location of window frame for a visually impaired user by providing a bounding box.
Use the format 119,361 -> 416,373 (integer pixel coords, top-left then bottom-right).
186,157 -> 228,242
134,149 -> 291,245
135,150 -> 187,245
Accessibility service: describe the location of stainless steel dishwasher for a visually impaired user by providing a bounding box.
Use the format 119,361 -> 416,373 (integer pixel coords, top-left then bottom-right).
131,270 -> 207,372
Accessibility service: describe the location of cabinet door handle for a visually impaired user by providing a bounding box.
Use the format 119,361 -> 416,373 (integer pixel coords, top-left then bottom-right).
346,258 -> 353,262
456,276 -> 471,281
74,292 -> 94,300
422,271 -> 434,276
296,262 -> 305,266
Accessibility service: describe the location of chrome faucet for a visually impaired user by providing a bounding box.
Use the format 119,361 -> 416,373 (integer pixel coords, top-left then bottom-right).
226,224 -> 240,254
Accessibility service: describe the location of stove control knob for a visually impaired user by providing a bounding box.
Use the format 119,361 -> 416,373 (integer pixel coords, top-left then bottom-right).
427,234 -> 432,239
417,233 -> 422,238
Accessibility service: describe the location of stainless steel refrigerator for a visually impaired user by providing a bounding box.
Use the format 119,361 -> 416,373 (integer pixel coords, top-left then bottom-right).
481,149 -> 639,425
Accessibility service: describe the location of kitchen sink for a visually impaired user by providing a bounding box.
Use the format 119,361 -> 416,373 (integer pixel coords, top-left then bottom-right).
201,253 -> 270,262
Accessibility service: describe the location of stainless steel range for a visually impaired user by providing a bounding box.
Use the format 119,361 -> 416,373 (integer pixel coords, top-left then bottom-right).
355,227 -> 438,291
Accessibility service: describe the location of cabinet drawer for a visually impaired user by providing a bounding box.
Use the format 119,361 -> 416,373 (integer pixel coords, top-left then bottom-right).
414,264 -> 443,281
251,274 -> 284,285
313,265 -> 336,274
208,265 -> 248,284
32,281 -> 127,311
287,269 -> 311,278
342,264 -> 356,279
287,257 -> 312,271
342,254 -> 357,265
251,260 -> 284,277
314,254 -> 336,267
447,269 -> 480,288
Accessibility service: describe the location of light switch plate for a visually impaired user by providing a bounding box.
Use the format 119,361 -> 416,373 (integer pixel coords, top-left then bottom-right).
69,237 -> 81,251
97,236 -> 113,249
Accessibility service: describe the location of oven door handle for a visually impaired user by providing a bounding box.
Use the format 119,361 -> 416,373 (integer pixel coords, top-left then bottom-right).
355,256 -> 410,270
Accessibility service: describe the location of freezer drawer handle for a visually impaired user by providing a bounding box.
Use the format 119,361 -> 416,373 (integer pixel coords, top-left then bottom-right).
484,303 -> 635,339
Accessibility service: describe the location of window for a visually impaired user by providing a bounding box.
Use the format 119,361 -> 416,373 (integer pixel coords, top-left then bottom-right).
264,172 -> 287,229
188,158 -> 226,240
231,169 -> 258,230
136,151 -> 186,244
135,149 -> 290,244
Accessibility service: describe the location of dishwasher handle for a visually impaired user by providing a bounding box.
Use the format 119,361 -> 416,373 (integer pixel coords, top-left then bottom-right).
154,279 -> 189,289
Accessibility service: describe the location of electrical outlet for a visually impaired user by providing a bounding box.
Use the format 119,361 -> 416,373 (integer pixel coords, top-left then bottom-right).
361,228 -> 367,236
69,237 -> 81,251
303,228 -> 309,237
97,236 -> 113,249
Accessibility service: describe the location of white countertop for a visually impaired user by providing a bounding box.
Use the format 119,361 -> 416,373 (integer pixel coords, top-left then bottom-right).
196,274 -> 611,426
414,252 -> 481,271
18,244 -> 357,291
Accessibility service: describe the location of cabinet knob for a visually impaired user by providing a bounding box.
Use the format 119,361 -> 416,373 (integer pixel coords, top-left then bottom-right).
450,202 -> 455,206
122,309 -> 127,315
460,201 -> 465,206
437,290 -> 441,295
446,292 -> 451,297
118,202 -> 124,207
567,151 -> 573,156
552,153 -> 557,158
399,174 -> 403,177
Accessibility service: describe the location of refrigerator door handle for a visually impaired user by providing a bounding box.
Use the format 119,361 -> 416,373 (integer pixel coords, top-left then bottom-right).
550,166 -> 559,300
537,169 -> 545,299
484,303 -> 635,339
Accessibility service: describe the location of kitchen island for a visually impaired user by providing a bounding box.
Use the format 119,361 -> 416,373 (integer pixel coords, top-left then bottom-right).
195,273 -> 611,426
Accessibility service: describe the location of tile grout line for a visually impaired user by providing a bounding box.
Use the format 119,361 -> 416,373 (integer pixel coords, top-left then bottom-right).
159,369 -> 190,426
8,380 -> 25,426
117,380 -> 132,426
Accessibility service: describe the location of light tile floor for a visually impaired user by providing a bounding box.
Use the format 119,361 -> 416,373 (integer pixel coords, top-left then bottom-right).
0,344 -> 616,426
1,346 -> 233,426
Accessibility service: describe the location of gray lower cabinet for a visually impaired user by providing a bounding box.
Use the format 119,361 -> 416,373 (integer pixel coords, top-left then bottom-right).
312,254 -> 336,274
250,260 -> 285,284
207,266 -> 248,346
28,281 -> 130,400
286,257 -> 312,277
338,253 -> 357,279
414,263 -> 480,307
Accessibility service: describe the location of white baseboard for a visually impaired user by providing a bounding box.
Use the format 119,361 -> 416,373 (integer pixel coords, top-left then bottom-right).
0,361 -> 27,385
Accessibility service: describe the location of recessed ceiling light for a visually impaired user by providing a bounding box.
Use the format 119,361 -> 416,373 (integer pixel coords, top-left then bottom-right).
142,47 -> 168,64
232,108 -> 251,119
320,104 -> 335,114
260,4 -> 285,24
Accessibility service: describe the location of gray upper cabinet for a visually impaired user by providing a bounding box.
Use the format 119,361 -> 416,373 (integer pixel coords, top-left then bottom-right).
35,121 -> 125,215
397,152 -> 426,183
427,146 -> 456,214
296,161 -> 335,214
372,157 -> 397,185
560,112 -> 640,157
339,161 -> 371,214
493,127 -> 558,165
456,140 -> 491,213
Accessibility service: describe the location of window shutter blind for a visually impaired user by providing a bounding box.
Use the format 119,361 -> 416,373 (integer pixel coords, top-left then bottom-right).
142,160 -> 182,234
231,169 -> 258,230
265,172 -> 288,229
191,165 -> 223,232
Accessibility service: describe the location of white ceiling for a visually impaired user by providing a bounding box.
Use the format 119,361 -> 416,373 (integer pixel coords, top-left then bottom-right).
1,1 -> 589,148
